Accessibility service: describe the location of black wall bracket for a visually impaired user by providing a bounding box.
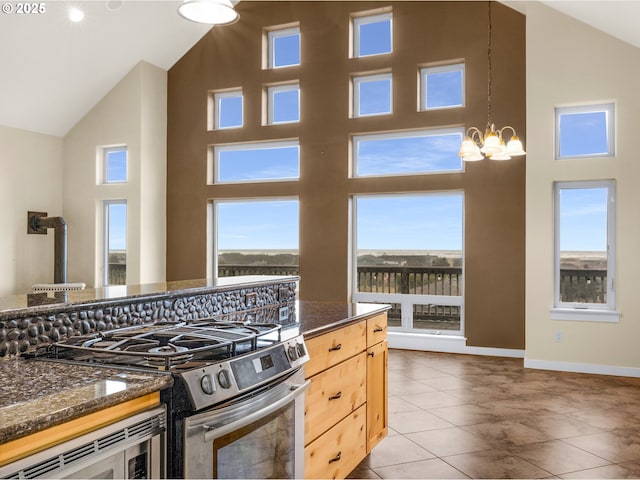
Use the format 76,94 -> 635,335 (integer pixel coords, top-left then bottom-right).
27,211 -> 49,235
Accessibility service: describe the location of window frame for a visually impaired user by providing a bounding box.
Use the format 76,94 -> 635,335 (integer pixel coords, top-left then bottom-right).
352,73 -> 392,118
103,199 -> 127,286
214,90 -> 243,130
352,127 -> 465,178
552,180 -> 618,321
352,11 -> 392,58
267,26 -> 301,69
102,146 -> 127,184
211,139 -> 300,185
211,197 -> 300,281
554,103 -> 615,160
351,191 -> 465,335
420,63 -> 465,111
267,83 -> 300,125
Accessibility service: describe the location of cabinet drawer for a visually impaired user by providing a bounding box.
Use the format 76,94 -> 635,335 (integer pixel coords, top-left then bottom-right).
304,404 -> 366,480
366,314 -> 387,347
304,321 -> 366,377
305,352 -> 366,445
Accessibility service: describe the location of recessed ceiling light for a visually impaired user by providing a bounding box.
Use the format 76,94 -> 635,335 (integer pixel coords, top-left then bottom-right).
68,7 -> 85,22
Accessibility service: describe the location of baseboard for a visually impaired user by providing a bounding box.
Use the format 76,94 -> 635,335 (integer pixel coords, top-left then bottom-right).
388,332 -> 525,358
524,358 -> 640,378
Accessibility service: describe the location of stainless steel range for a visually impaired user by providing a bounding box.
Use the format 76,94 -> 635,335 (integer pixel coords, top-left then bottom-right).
32,318 -> 310,479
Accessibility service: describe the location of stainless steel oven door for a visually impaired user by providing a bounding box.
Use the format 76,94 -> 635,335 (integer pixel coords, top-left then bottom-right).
184,369 -> 309,479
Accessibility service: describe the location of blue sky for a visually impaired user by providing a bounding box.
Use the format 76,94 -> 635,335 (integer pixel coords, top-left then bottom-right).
559,187 -> 607,252
214,28 -> 610,255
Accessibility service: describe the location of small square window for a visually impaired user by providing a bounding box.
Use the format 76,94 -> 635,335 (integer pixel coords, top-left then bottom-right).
214,90 -> 243,129
267,84 -> 300,124
104,147 -> 127,184
353,12 -> 392,58
420,63 -> 464,110
353,74 -> 392,117
268,27 -> 300,69
555,103 -> 614,159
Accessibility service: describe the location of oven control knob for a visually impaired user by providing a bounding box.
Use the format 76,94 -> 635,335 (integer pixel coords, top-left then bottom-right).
296,342 -> 306,358
287,345 -> 298,361
200,374 -> 216,395
218,369 -> 232,389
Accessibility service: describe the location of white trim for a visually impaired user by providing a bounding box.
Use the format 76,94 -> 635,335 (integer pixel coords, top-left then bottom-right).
352,127 -> 465,178
524,358 -> 640,378
214,90 -> 243,130
268,27 -> 300,69
420,63 -> 465,111
353,11 -> 392,58
212,139 -> 300,184
353,73 -> 392,118
550,307 -> 620,322
389,332 -> 524,358
554,102 -> 615,160
267,83 -> 300,125
553,180 -> 616,311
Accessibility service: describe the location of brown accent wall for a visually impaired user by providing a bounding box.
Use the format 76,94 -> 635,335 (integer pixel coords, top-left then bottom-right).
167,1 -> 526,349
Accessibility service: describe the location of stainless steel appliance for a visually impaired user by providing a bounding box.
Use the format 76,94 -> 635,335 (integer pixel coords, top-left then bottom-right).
0,406 -> 165,479
31,318 -> 310,479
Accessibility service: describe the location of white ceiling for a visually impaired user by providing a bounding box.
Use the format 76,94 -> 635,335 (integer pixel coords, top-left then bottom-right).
0,1 -> 211,137
0,1 -> 638,138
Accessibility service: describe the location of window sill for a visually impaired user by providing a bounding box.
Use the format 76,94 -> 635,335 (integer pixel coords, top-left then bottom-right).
550,308 -> 620,323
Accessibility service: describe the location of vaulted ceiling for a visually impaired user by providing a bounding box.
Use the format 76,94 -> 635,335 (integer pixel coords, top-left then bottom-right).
0,1 -> 637,138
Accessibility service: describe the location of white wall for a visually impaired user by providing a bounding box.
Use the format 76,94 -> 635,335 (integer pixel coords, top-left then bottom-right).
525,3 -> 640,374
0,126 -> 63,296
63,61 -> 167,288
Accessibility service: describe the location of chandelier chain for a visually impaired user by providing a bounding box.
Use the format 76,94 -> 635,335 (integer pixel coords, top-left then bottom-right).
487,0 -> 492,127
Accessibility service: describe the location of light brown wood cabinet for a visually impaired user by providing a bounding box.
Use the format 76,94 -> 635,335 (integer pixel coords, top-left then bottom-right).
304,313 -> 388,479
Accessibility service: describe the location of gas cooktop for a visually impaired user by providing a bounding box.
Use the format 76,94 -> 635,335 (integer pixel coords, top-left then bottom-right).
45,320 -> 283,371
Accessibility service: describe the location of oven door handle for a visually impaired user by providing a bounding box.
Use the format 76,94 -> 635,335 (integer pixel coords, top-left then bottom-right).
202,380 -> 311,442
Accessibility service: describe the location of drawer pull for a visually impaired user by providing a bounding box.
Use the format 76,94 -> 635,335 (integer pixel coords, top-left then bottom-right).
368,351 -> 375,357
328,451 -> 342,464
328,391 -> 342,400
328,343 -> 342,352
373,326 -> 384,333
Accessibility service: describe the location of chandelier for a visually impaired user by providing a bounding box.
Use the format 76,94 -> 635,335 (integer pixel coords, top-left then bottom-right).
458,1 -> 525,161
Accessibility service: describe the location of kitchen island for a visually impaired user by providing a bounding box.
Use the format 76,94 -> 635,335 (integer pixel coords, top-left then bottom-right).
0,276 -> 388,479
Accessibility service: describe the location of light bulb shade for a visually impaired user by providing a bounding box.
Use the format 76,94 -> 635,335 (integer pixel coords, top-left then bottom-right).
458,136 -> 479,157
462,151 -> 485,162
480,132 -> 501,154
178,0 -> 239,25
505,136 -> 526,156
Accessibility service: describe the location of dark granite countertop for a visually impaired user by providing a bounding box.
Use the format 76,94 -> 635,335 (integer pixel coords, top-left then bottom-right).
0,358 -> 172,445
295,301 -> 390,338
0,299 -> 387,448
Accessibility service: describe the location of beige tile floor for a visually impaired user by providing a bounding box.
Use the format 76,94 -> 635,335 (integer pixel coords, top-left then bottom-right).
348,349 -> 640,479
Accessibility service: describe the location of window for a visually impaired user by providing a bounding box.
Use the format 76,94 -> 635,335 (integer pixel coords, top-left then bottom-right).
267,84 -> 300,124
214,199 -> 299,281
213,90 -> 243,129
268,27 -> 300,68
352,11 -> 392,58
211,140 -> 300,184
353,73 -> 392,117
103,200 -> 127,286
353,193 -> 464,333
353,128 -> 464,177
420,63 -> 464,110
103,147 -> 127,183
555,103 -> 615,159
553,181 -> 617,321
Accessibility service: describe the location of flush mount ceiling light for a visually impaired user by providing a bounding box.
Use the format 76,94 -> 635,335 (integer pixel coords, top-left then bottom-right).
68,6 -> 85,22
177,0 -> 239,25
458,1 -> 526,162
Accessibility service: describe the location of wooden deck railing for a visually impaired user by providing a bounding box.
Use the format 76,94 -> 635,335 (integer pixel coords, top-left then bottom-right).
559,268 -> 607,304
